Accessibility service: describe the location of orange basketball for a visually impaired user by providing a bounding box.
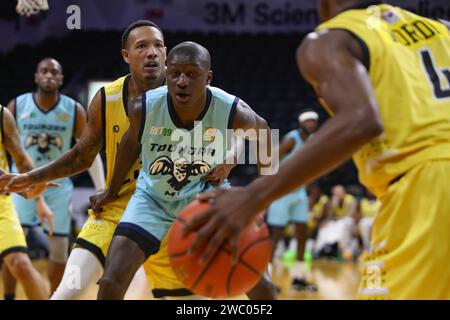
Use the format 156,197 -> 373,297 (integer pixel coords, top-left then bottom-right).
168,199 -> 271,299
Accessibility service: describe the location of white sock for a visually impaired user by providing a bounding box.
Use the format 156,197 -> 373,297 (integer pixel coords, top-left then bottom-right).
290,261 -> 306,279
50,248 -> 103,300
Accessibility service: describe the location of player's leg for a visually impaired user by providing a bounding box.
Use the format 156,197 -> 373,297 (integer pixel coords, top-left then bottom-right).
46,235 -> 69,293
290,196 -> 317,291
246,276 -> 278,300
268,227 -> 285,261
143,230 -> 197,300
98,235 -> 147,299
9,195 -> 40,298
51,211 -> 119,299
3,252 -> 48,299
359,160 -> 450,299
266,196 -> 290,261
42,180 -> 74,293
98,188 -> 165,300
336,216 -> 357,261
51,247 -> 103,299
358,217 -> 373,252
1,207 -> 48,299
294,223 -> 307,263
125,265 -> 152,300
2,257 -> 17,300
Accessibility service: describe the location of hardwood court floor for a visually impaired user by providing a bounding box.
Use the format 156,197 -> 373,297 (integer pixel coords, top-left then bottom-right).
0,259 -> 360,300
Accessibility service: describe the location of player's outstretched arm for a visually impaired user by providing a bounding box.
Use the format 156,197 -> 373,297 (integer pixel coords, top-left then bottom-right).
90,95 -> 142,213
73,102 -> 106,192
3,90 -> 104,191
230,99 -> 272,175
185,29 -> 384,263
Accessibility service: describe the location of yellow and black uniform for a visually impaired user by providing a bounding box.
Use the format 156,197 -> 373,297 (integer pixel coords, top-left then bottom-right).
317,0 -> 450,299
311,195 -> 329,220
75,75 -> 189,297
359,198 -> 380,219
331,194 -> 356,219
0,106 -> 28,258
307,194 -> 328,235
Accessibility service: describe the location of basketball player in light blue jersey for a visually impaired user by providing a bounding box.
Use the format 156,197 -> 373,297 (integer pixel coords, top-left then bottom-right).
267,109 -> 318,292
96,42 -> 276,300
4,58 -> 105,295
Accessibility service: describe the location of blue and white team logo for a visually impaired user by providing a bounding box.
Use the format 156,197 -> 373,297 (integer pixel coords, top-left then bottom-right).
149,156 -> 210,191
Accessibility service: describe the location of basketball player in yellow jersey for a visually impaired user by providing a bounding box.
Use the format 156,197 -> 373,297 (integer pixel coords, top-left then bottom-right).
0,105 -> 53,299
185,0 -> 450,299
1,20 -> 231,299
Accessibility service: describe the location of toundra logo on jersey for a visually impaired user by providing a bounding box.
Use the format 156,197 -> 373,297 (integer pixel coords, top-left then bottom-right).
149,156 -> 210,191
25,132 -> 63,154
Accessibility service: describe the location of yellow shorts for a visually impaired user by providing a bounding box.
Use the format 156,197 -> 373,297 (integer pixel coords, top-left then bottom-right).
144,232 -> 192,298
358,159 -> 450,299
74,211 -> 119,266
0,196 -> 27,258
74,195 -> 189,297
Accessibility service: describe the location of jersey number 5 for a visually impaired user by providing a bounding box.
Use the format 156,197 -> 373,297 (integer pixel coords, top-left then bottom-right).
420,49 -> 450,99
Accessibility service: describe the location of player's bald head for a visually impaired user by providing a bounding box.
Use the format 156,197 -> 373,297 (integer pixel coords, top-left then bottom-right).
36,57 -> 63,73
167,41 -> 211,70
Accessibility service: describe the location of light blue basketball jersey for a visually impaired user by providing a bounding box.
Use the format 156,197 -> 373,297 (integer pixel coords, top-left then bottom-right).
283,129 -> 304,162
284,129 -> 308,198
137,85 -> 237,202
13,93 -> 76,184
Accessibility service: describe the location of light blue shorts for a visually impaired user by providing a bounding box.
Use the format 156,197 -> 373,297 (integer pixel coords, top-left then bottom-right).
13,179 -> 73,236
266,189 -> 309,227
116,182 -> 226,258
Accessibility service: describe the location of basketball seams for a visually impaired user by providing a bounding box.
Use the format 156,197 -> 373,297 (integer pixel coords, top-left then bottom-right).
190,248 -> 227,293
170,208 -> 271,298
223,237 -> 271,296
221,237 -> 270,276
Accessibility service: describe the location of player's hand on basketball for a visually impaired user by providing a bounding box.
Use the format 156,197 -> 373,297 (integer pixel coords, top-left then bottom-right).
90,189 -> 116,217
36,197 -> 54,237
184,187 -> 264,265
202,163 -> 235,186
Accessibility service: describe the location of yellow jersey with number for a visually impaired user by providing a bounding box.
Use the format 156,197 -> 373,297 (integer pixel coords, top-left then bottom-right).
316,2 -> 450,197
102,75 -> 142,199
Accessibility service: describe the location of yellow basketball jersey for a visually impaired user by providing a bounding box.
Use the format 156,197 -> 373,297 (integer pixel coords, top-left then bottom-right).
102,75 -> 141,198
359,197 -> 381,218
312,194 -> 328,218
332,194 -> 356,218
316,2 -> 450,197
